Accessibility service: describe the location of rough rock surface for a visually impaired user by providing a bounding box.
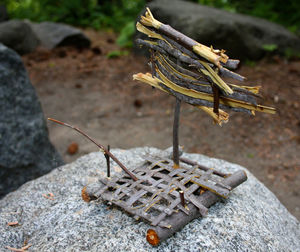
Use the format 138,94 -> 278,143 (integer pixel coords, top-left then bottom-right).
0,43 -> 64,198
0,147 -> 299,252
29,21 -> 91,49
0,20 -> 39,54
135,0 -> 300,60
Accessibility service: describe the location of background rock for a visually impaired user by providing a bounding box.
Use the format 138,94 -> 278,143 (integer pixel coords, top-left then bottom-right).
28,21 -> 91,49
0,20 -> 39,55
135,0 -> 300,60
0,43 -> 64,198
0,5 -> 9,22
0,147 -> 299,251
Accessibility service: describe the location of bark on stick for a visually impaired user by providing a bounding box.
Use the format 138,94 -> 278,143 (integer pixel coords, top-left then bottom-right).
146,170 -> 247,246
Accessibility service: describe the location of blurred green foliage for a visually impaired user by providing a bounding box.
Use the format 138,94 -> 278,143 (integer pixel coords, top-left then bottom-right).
262,44 -> 278,52
106,50 -> 129,58
116,21 -> 135,47
3,0 -> 145,48
244,60 -> 256,67
192,0 -> 300,32
3,0 -> 300,49
3,0 -> 145,32
284,48 -> 300,60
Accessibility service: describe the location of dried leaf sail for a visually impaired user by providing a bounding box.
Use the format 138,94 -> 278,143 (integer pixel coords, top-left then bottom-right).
133,8 -> 276,125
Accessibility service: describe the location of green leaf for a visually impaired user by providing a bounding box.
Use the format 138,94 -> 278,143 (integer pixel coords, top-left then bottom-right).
116,21 -> 135,48
262,44 -> 278,52
244,60 -> 256,67
284,48 -> 300,60
106,50 -> 129,59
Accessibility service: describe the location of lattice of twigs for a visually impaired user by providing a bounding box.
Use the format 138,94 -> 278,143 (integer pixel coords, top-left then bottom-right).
97,156 -> 231,228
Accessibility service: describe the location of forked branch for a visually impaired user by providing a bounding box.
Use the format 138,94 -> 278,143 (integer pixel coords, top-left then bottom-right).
48,118 -> 138,181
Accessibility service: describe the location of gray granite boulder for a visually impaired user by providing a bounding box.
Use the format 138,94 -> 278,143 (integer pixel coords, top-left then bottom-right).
135,0 -> 300,60
0,43 -> 64,198
0,20 -> 39,54
0,147 -> 299,251
28,21 -> 91,49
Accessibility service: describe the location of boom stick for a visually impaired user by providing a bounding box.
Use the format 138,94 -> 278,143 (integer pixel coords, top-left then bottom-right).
48,118 -> 138,181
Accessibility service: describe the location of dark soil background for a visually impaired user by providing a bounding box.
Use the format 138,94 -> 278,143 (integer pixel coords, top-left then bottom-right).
22,29 -> 300,220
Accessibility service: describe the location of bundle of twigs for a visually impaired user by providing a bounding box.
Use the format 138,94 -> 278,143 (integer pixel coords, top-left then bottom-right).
133,8 -> 275,125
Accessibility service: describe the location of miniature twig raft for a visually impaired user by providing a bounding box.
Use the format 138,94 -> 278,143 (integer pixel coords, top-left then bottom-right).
48,8 -> 275,247
47,118 -> 247,246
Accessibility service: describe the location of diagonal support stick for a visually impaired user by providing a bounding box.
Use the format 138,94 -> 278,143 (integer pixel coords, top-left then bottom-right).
48,118 -> 138,181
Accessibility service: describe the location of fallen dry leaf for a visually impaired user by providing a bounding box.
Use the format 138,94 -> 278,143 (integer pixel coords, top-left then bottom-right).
7,221 -> 19,226
42,193 -> 55,200
6,244 -> 32,252
67,142 -> 79,155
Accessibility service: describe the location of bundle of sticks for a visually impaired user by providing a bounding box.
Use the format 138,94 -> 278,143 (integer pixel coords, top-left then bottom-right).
133,8 -> 275,125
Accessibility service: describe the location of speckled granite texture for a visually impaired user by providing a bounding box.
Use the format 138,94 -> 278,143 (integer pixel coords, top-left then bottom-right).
0,43 -> 63,198
1,147 -> 299,251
